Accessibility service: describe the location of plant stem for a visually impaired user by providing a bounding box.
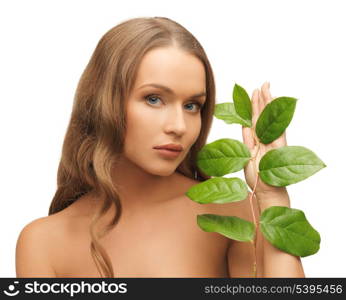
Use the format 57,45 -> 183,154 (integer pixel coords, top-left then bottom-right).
252,250 -> 257,277
249,173 -> 260,277
249,126 -> 262,277
250,132 -> 262,217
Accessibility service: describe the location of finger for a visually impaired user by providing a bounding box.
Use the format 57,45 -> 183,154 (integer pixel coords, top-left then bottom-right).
262,81 -> 272,104
258,86 -> 265,112
242,126 -> 255,150
282,131 -> 287,145
272,131 -> 287,148
261,82 -> 268,105
252,89 -> 260,125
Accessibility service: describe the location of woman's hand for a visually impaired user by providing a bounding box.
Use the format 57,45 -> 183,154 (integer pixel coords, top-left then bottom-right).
242,82 -> 289,198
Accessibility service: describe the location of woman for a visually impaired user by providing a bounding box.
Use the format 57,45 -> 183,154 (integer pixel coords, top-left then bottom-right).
15,16 -> 305,278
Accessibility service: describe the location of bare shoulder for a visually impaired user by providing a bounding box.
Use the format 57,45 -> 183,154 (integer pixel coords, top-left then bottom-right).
15,213 -> 65,277
15,196 -> 90,278
17,208 -> 74,243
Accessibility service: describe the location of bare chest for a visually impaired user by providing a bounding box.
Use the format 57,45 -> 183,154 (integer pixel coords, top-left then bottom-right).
54,199 -> 230,278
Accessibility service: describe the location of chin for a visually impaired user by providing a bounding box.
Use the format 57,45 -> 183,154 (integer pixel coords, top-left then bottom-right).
146,166 -> 176,177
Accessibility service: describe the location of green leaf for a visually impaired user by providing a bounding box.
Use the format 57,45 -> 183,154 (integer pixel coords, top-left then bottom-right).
233,83 -> 252,121
259,146 -> 326,186
255,97 -> 297,144
185,177 -> 249,204
260,206 -> 321,257
197,214 -> 255,242
214,102 -> 252,127
197,138 -> 251,176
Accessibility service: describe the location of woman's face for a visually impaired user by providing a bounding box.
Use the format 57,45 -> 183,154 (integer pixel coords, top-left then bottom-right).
123,46 -> 207,176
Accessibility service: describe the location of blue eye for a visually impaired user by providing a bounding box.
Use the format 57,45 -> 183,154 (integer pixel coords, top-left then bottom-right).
144,94 -> 203,113
185,102 -> 202,112
144,94 -> 162,105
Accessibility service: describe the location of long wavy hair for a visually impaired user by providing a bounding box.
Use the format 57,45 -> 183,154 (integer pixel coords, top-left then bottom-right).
48,16 -> 215,277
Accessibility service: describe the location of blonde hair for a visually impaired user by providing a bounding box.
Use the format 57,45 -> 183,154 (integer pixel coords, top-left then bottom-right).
48,16 -> 215,277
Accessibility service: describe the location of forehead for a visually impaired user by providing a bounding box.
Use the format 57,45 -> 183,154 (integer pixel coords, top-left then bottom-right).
133,47 -> 206,94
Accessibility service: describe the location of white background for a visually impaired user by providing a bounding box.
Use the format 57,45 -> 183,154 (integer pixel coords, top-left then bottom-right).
1,0 -> 345,277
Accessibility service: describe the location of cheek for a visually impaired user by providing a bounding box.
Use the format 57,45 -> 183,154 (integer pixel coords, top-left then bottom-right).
190,116 -> 202,143
124,105 -> 156,147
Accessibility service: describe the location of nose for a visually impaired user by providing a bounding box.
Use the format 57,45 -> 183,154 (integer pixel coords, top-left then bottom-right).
164,104 -> 187,137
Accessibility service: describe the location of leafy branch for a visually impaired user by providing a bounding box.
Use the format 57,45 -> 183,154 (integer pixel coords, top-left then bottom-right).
185,83 -> 326,277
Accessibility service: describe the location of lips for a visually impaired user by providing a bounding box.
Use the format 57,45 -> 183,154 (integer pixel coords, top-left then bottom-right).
153,143 -> 183,152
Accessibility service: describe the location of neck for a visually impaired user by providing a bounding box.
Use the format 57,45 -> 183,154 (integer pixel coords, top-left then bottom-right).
110,156 -> 182,213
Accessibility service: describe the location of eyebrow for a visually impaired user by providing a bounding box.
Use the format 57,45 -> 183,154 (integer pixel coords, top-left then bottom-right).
138,83 -> 207,99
